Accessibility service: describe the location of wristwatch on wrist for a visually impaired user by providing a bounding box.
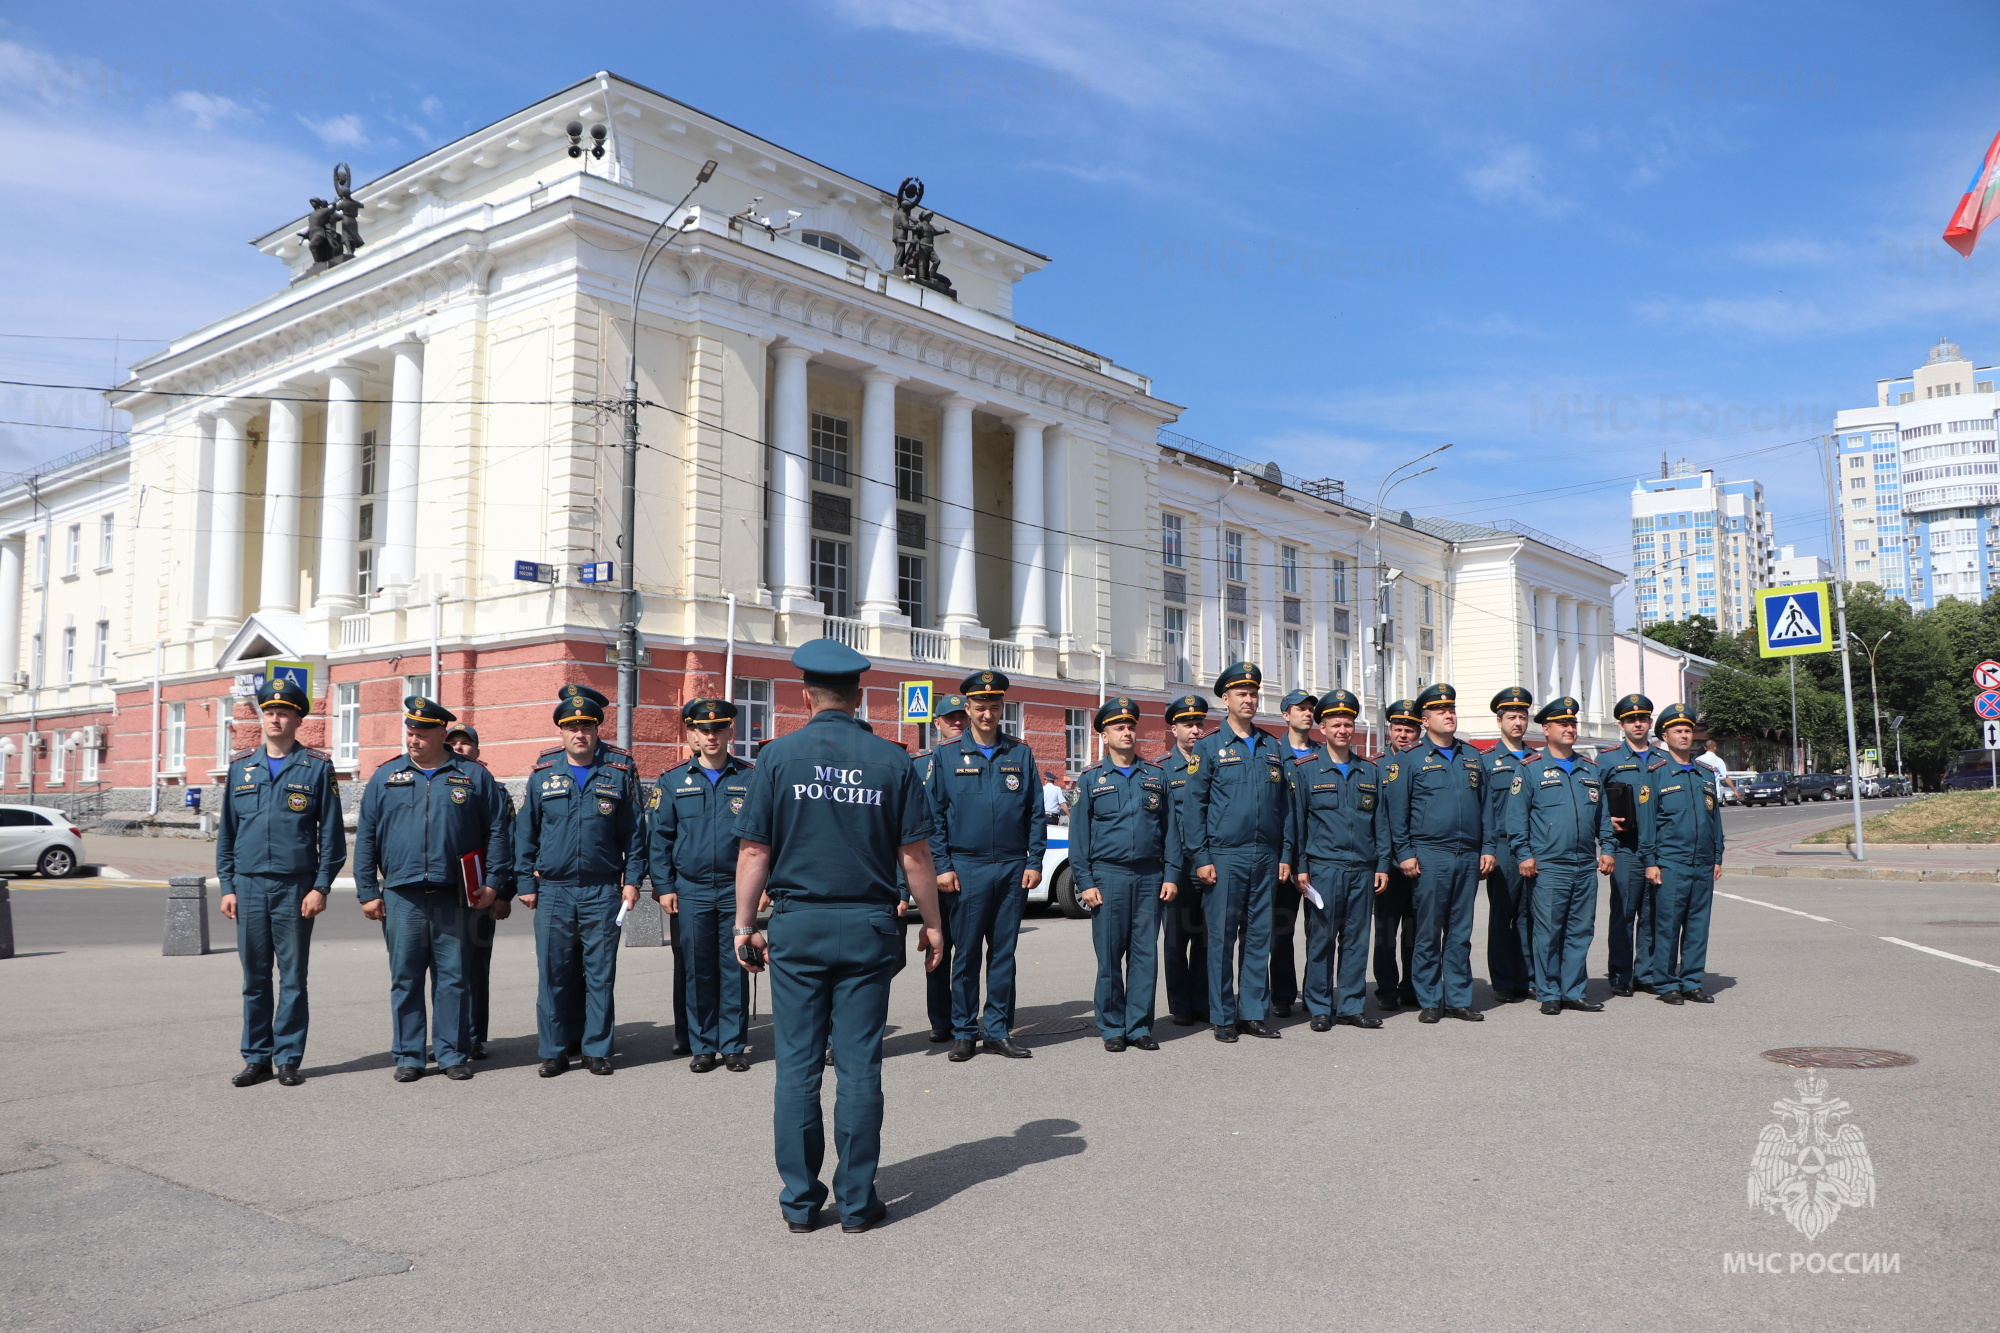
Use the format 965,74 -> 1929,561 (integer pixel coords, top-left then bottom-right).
734,926 -> 757,936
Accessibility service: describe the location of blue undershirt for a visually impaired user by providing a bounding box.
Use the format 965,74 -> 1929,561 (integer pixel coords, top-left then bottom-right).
699,763 -> 725,786
1113,763 -> 1134,777
567,762 -> 592,787
1435,745 -> 1457,762
415,766 -> 439,779
1553,756 -> 1577,775
975,743 -> 997,761
266,753 -> 288,779
1292,746 -> 1313,760
1332,761 -> 1350,777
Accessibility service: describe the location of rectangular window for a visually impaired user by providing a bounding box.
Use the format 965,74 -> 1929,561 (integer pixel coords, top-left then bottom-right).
1163,606 -> 1188,683
166,701 -> 187,773
896,509 -> 926,550
1422,585 -> 1434,624
357,501 -> 375,544
1334,639 -> 1350,689
82,741 -> 98,784
1163,570 -> 1186,604
1282,627 -> 1303,689
1281,545 -> 1299,593
357,546 -> 375,598
403,673 -> 432,702
732,677 -> 772,760
60,627 -> 75,684
50,731 -> 65,785
1226,584 -> 1248,615
1330,558 -> 1348,604
1161,512 -> 1186,568
1224,530 -> 1245,582
334,683 -> 360,767
1419,626 -> 1436,652
1282,597 -> 1302,625
64,524 -> 80,576
98,514 -> 114,567
894,435 -> 926,503
360,431 -> 378,495
1003,701 -> 1024,737
1227,617 -> 1248,664
810,413 -> 851,484
93,621 -> 108,676
1333,607 -> 1351,635
897,553 -> 925,626
1064,708 -> 1089,776
33,534 -> 46,586
811,538 -> 851,617
1420,654 -> 1435,688
811,491 -> 852,535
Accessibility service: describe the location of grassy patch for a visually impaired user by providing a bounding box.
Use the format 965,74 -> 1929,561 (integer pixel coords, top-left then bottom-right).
1802,792 -> 2000,844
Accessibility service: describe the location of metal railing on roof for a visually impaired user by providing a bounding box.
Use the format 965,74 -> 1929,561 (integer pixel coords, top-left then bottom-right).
1156,429 -> 1346,504
0,434 -> 128,493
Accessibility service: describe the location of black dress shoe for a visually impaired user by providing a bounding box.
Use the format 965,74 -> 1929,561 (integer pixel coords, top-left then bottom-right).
1497,990 -> 1531,1003
689,1053 -> 720,1073
785,1211 -> 820,1234
585,1056 -> 614,1075
470,1041 -> 490,1061
1102,1037 -> 1128,1052
928,1028 -> 952,1043
1272,1002 -> 1294,1018
1632,982 -> 1657,995
444,1063 -> 474,1081
231,1063 -> 272,1088
1443,1006 -> 1484,1022
1417,1008 -> 1442,1024
1659,990 -> 1685,1005
1334,1014 -> 1384,1029
393,1065 -> 424,1082
1129,1035 -> 1160,1050
841,1205 -> 886,1234
672,1042 -> 691,1057
1541,1000 -> 1562,1015
1611,984 -> 1635,998
1685,989 -> 1713,1004
1308,1014 -> 1333,1032
1236,1020 -> 1282,1039
1561,999 -> 1605,1013
1376,994 -> 1402,1011
276,1065 -> 303,1086
982,1038 -> 1033,1059
539,1057 -> 570,1077
947,1039 -> 977,1062
1212,1025 -> 1239,1043
725,1053 -> 751,1072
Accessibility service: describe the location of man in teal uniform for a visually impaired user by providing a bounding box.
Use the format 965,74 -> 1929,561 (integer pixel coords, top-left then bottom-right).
1382,683 -> 1493,1024
1069,696 -> 1181,1051
733,638 -> 943,1234
1481,688 -> 1538,1002
517,685 -> 645,1076
1160,695 -> 1211,1026
1639,704 -> 1725,1005
353,696 -> 514,1081
910,692 -> 969,1042
1371,699 -> 1422,1010
1268,688 -> 1319,1017
927,670 -> 1046,1062
1187,661 -> 1291,1042
1598,694 -> 1659,996
1288,689 -> 1387,1032
217,676 -> 345,1087
1504,696 -> 1616,1015
650,698 -> 756,1072
446,723 -> 510,1061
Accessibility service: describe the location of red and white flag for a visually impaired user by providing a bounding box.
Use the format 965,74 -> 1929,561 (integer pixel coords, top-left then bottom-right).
1943,129 -> 2000,258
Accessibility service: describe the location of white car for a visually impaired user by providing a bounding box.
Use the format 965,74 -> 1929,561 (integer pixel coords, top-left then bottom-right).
1037,823 -> 1085,917
0,804 -> 86,877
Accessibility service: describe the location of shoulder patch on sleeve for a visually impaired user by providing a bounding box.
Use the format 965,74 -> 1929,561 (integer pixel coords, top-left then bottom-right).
1385,762 -> 1399,783
1510,775 -> 1522,796
232,746 -> 258,762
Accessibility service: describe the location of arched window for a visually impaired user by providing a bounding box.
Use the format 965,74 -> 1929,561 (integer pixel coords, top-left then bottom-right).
799,232 -> 865,263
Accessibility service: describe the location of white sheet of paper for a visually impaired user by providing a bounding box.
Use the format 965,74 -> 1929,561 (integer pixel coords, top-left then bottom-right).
1302,883 -> 1324,910
614,902 -> 630,927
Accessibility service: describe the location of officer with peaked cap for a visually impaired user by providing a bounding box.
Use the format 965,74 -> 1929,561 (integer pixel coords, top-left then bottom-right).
516,685 -> 646,1076
650,698 -> 757,1072
353,696 -> 514,1081
1481,687 -> 1539,1002
1070,696 -> 1182,1051
1638,704 -> 1724,1005
216,676 -> 345,1087
1371,698 -> 1423,1010
1598,693 -> 1660,996
910,691 -> 970,1041
1287,689 -> 1387,1031
733,638 -> 943,1234
1160,694 -> 1212,1025
446,723 -> 512,1061
1505,696 -> 1616,1014
1381,683 -> 1493,1023
928,669 -> 1047,1061
1187,661 -> 1291,1042
1269,688 -> 1319,1017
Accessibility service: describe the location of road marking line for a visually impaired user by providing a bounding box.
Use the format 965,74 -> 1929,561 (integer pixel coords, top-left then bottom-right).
1879,937 -> 2000,975
1716,891 -> 1836,923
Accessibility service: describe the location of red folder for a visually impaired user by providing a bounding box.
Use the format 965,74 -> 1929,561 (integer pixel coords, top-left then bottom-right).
458,850 -> 485,908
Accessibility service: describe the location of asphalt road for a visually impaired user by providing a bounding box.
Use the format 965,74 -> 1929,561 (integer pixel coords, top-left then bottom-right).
2,865 -> 1994,1332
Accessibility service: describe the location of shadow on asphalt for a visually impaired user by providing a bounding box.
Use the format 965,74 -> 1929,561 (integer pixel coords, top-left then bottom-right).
874,1118 -> 1086,1223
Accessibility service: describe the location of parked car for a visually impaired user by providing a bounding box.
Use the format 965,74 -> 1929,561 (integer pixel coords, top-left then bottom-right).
1737,771 -> 1800,806
1942,750 -> 2000,791
1859,775 -> 1909,798
1797,773 -> 1851,802
1722,771 -> 1756,806
0,804 -> 85,877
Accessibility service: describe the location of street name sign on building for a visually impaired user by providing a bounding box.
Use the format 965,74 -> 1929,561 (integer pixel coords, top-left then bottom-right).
1976,660 -> 2000,690
579,561 -> 614,585
899,681 -> 933,724
513,560 -> 558,584
1754,582 -> 1831,658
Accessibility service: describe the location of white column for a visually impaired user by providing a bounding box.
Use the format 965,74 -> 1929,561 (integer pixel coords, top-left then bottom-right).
0,537 -> 21,686
1580,603 -> 1603,723
380,339 -> 424,597
205,406 -> 252,630
1552,594 -> 1572,697
259,393 -> 305,614
316,364 -> 366,611
1042,424 -> 1068,646
1531,587 -> 1553,701
1010,417 -> 1048,641
856,369 -> 902,620
937,395 -> 980,632
770,346 -> 813,607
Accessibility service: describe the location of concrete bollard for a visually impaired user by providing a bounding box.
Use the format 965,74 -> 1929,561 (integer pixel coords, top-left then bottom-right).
621,890 -> 665,947
164,875 -> 211,956
0,878 -> 13,960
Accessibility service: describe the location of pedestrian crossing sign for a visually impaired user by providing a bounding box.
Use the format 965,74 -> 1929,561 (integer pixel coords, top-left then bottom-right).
899,680 -> 933,724
266,659 -> 314,700
1754,583 -> 1831,658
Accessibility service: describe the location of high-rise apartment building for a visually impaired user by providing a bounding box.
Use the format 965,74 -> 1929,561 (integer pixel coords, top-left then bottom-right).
1630,460 -> 1775,632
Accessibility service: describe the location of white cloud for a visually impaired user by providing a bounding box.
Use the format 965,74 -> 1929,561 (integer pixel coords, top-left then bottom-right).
1463,142 -> 1568,215
169,90 -> 252,132
298,112 -> 368,149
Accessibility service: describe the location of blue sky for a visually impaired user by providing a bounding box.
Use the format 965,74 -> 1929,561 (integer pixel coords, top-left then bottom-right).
4,1 -> 1999,621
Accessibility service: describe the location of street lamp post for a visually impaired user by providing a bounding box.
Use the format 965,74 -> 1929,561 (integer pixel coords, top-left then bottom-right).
1361,444 -> 1450,755
1848,630 -> 1891,780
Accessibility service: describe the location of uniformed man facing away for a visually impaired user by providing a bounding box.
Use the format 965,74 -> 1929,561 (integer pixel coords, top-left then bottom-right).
1382,683 -> 1494,1024
1481,688 -> 1538,1003
1160,695 -> 1211,1026
928,670 -> 1046,1062
446,723 -> 510,1061
1070,696 -> 1181,1052
650,698 -> 756,1073
1371,700 -> 1423,1011
1505,697 -> 1616,1015
1287,689 -> 1387,1031
516,685 -> 645,1077
1268,688 -> 1319,1018
1598,694 -> 1660,997
910,692 -> 969,1042
1638,704 -> 1724,1005
733,638 -> 943,1235
1187,661 -> 1291,1042
353,696 -> 514,1082
217,677 -> 345,1087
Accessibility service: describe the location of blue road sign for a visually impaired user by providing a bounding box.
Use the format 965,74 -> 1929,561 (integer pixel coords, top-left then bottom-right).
513,560 -> 556,584
900,680 -> 933,724
1976,690 -> 2000,721
1756,582 -> 1830,657
579,561 -> 614,584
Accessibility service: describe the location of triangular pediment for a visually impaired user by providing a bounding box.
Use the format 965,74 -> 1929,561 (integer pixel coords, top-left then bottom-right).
216,613 -> 324,669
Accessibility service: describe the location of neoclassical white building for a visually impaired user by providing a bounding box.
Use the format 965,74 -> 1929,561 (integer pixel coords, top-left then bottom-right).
0,72 -> 1622,805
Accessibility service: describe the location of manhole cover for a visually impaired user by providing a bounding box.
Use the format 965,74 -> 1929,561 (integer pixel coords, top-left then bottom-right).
1762,1047 -> 1917,1069
1924,920 -> 2000,927
1014,1019 -> 1092,1036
